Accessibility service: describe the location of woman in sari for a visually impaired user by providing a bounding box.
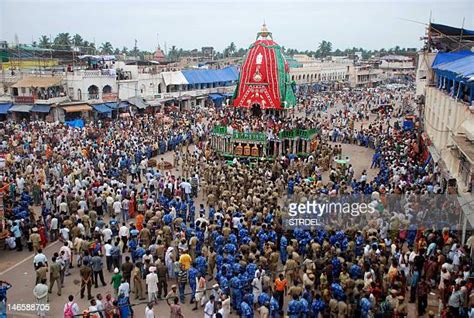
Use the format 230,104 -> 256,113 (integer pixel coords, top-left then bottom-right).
38,222 -> 48,248
128,196 -> 136,219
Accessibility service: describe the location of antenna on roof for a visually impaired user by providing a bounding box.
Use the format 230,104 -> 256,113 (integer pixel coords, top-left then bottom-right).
396,17 -> 427,26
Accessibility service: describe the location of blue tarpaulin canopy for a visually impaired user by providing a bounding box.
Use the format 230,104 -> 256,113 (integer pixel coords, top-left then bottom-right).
433,54 -> 474,82
106,102 -> 128,109
0,103 -> 12,114
432,51 -> 474,67
209,93 -> 225,107
65,119 -> 85,128
431,23 -> 474,37
31,104 -> 51,113
92,103 -> 113,113
182,66 -> 239,85
9,105 -> 33,113
208,93 -> 224,101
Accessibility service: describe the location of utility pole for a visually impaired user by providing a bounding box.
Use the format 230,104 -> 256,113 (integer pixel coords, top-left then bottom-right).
458,17 -> 465,50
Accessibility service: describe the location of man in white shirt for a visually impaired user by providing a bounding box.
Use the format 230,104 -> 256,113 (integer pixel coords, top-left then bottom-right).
113,200 -> 122,219
59,226 -> 70,241
204,295 -> 215,318
59,200 -> 69,214
145,302 -> 155,318
179,180 -> 192,201
63,295 -> 80,317
121,198 -> 130,223
102,225 -> 113,243
33,249 -> 48,269
50,216 -> 59,241
119,223 -> 129,253
59,241 -> 72,274
146,267 -> 159,302
104,241 -> 113,272
118,280 -> 130,297
88,299 -> 100,318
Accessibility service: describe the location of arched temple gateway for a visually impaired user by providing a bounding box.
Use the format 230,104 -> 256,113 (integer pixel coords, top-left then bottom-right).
233,23 -> 297,112
210,24 -> 317,159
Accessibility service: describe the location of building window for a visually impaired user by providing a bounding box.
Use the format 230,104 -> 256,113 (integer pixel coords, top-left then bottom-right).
21,87 -> 26,94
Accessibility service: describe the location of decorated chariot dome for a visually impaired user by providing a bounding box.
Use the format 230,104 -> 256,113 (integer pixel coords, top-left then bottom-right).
233,24 -> 296,110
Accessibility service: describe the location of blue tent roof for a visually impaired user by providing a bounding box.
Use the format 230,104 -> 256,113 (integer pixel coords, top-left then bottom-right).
208,93 -> 224,101
105,102 -> 118,109
431,23 -> 474,37
92,103 -> 112,113
432,51 -> 474,67
433,54 -> 474,82
182,66 -> 239,85
31,104 -> 51,113
0,102 -> 12,114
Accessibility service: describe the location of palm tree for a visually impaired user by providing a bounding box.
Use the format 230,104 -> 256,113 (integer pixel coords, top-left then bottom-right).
100,42 -> 113,54
53,33 -> 72,50
317,40 -> 332,58
227,42 -> 236,57
121,47 -> 129,55
72,34 -> 83,48
168,45 -> 178,60
38,35 -> 51,49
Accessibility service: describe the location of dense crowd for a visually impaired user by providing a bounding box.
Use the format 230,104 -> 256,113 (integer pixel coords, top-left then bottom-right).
0,84 -> 473,318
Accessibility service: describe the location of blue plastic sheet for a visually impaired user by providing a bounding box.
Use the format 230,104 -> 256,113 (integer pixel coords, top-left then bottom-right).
65,119 -> 85,128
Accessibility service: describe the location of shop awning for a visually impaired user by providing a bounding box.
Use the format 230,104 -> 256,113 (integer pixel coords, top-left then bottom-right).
147,100 -> 162,107
161,71 -> 189,86
62,104 -> 92,113
9,105 -> 34,113
31,104 -> 51,113
428,145 -> 441,163
181,66 -> 239,85
208,93 -> 224,101
0,103 -> 12,114
92,104 -> 112,114
117,102 -> 129,109
452,135 -> 474,164
127,97 -> 149,109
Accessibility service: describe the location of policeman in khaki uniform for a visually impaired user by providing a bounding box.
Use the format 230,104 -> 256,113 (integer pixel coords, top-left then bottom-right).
48,256 -> 62,296
36,262 -> 48,284
131,263 -> 144,300
30,227 -> 41,254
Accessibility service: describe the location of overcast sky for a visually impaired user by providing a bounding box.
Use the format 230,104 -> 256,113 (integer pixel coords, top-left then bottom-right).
1,0 -> 473,52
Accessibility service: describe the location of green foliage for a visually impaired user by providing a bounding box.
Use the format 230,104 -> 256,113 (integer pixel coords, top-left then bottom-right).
100,42 -> 114,54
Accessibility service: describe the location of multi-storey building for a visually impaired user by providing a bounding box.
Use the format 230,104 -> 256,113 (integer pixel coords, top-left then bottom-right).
288,55 -> 349,85
423,51 -> 474,192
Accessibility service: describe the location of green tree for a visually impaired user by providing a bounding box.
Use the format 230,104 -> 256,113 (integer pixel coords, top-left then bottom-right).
72,34 -> 83,48
53,33 -> 72,50
121,47 -> 129,55
316,40 -> 332,58
38,35 -> 50,49
100,42 -> 114,54
227,42 -> 236,57
168,45 -> 178,60
114,48 -> 121,55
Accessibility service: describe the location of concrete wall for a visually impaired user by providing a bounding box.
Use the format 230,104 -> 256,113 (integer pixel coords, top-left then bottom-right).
289,62 -> 347,84
65,71 -> 117,101
424,86 -> 474,189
